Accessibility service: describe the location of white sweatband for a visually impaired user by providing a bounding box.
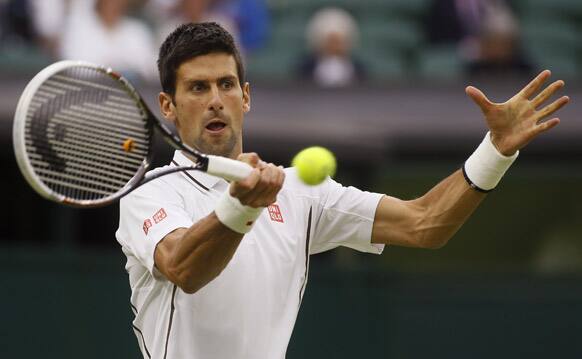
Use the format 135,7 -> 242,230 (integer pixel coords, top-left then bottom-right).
463,132 -> 519,192
214,191 -> 264,234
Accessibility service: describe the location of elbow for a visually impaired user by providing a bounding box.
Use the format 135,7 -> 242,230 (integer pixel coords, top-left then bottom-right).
176,280 -> 201,294
173,273 -> 207,294
414,228 -> 451,249
180,285 -> 201,295
168,265 -> 222,294
168,267 -> 198,294
423,238 -> 449,250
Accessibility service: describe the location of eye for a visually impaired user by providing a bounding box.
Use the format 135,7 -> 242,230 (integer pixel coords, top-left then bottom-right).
191,82 -> 206,92
221,79 -> 234,90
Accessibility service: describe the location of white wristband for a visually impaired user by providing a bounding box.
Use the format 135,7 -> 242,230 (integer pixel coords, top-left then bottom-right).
463,132 -> 519,192
214,190 -> 263,234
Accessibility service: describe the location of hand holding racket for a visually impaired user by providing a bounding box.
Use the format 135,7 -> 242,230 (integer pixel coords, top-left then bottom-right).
13,60 -> 253,207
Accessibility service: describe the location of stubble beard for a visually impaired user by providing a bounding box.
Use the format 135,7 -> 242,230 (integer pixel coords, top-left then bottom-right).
193,130 -> 239,158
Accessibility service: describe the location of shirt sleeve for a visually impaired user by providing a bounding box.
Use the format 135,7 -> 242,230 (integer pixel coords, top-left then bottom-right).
116,178 -> 193,277
310,178 -> 384,255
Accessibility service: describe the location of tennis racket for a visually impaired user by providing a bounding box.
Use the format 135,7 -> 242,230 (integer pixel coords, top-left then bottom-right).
13,60 -> 253,208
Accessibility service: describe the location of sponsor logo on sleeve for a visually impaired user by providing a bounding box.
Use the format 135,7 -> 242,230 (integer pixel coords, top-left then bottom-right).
142,208 -> 168,235
153,208 -> 167,224
143,219 -> 152,235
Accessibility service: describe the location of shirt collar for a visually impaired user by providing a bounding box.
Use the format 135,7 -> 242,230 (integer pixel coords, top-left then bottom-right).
171,150 -> 228,191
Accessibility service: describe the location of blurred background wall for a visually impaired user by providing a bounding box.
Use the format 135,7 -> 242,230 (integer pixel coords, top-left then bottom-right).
1,0 -> 582,358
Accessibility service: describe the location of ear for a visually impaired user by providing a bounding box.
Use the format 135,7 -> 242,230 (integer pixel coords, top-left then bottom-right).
242,82 -> 251,113
158,92 -> 177,124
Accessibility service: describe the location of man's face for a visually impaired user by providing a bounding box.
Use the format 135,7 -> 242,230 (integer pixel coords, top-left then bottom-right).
321,31 -> 350,57
159,53 -> 250,159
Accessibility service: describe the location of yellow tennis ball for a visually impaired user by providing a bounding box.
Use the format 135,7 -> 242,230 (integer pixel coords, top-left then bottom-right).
292,146 -> 337,185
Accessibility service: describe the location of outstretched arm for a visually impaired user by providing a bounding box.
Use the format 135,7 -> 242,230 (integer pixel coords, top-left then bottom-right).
372,169 -> 484,248
372,70 -> 569,248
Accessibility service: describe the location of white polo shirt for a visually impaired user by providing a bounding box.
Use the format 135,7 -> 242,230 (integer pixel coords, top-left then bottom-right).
116,151 -> 384,359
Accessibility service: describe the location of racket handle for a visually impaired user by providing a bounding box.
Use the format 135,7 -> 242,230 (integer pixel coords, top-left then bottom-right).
206,155 -> 253,181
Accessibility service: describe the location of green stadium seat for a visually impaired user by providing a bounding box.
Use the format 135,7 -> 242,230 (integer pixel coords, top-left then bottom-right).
522,47 -> 580,78
362,0 -> 430,18
521,19 -> 581,53
520,18 -> 581,77
417,46 -> 463,80
271,13 -> 309,48
246,45 -> 298,81
516,0 -> 582,19
0,45 -> 52,75
360,48 -> 407,81
359,18 -> 424,54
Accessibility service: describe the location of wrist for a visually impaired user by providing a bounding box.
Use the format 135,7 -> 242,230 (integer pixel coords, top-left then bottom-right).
214,191 -> 264,234
489,132 -> 517,157
463,131 -> 519,192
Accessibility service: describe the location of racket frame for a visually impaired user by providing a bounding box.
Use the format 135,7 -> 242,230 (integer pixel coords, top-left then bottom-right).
12,61 -> 90,204
13,61 -> 206,207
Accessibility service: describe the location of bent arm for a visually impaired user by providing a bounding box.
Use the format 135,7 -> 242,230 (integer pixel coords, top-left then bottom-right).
372,169 -> 485,249
155,214 -> 244,294
154,154 -> 284,294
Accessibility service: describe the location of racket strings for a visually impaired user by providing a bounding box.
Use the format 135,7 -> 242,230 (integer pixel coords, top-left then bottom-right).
24,66 -> 151,202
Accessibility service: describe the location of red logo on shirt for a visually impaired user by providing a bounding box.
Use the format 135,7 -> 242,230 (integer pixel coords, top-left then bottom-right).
143,219 -> 152,235
268,204 -> 284,223
142,208 -> 167,235
153,208 -> 167,224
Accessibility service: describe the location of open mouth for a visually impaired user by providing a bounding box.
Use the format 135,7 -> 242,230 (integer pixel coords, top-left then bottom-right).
205,121 -> 227,132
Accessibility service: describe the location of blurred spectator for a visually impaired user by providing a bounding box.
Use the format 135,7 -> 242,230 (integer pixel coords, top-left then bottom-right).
234,0 -> 269,52
0,0 -> 37,46
425,0 -> 532,78
466,3 -> 533,78
0,0 -> 54,73
298,7 -> 366,88
425,0 -> 482,46
58,0 -> 157,81
29,0 -> 69,57
147,0 -> 269,54
147,0 -> 240,49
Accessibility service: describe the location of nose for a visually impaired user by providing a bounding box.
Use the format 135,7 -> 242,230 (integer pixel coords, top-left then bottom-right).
208,85 -> 224,112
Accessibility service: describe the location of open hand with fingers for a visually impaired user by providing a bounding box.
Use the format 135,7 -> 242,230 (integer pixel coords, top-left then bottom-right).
465,70 -> 569,156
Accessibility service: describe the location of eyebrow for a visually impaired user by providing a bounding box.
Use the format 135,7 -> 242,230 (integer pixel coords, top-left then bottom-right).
183,75 -> 237,84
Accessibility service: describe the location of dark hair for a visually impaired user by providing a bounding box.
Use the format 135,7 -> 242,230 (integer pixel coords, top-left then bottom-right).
157,22 -> 245,96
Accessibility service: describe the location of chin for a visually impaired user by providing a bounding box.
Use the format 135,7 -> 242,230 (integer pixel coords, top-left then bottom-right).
196,139 -> 237,158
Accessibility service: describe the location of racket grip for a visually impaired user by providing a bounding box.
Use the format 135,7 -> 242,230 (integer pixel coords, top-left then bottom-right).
206,155 -> 253,181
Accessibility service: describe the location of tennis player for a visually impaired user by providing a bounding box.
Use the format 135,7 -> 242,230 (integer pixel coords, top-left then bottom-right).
115,22 -> 569,358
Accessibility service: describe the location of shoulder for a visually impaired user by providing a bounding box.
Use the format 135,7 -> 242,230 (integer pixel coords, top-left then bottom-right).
282,167 -> 315,191
120,165 -> 188,206
281,167 -> 339,199
282,167 -> 381,207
